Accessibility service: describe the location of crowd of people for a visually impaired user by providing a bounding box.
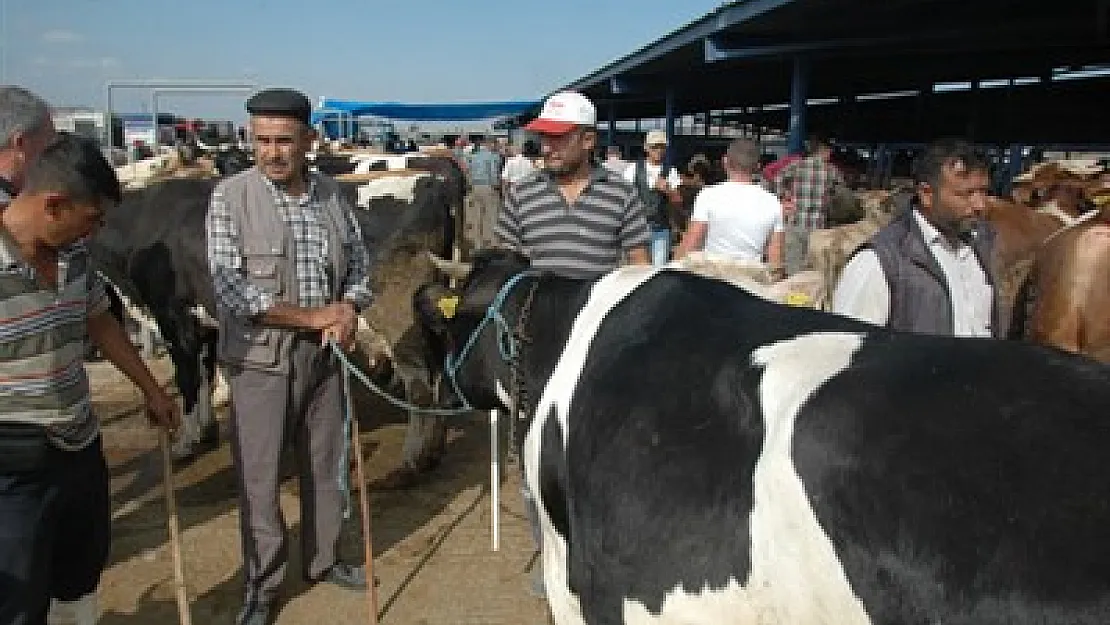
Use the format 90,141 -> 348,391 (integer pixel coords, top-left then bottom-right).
0,81 -> 1005,624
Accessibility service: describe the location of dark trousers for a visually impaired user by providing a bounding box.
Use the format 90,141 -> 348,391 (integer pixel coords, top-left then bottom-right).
0,436 -> 110,625
227,337 -> 346,607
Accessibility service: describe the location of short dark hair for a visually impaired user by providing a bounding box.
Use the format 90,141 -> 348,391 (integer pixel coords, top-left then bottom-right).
21,132 -> 122,205
914,138 -> 989,190
725,138 -> 761,173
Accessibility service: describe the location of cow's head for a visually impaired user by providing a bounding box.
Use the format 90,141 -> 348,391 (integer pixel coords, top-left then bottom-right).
414,249 -> 532,411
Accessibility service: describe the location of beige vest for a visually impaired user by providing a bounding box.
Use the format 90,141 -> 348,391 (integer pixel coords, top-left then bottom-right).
215,167 -> 351,373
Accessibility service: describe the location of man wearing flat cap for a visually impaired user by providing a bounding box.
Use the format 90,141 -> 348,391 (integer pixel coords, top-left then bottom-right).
206,87 -> 373,625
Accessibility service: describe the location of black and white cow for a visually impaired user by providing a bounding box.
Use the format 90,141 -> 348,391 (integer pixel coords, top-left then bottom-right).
91,178 -> 224,457
416,249 -> 1110,625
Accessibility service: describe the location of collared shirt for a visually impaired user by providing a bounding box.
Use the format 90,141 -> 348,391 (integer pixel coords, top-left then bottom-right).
777,155 -> 846,230
466,148 -> 503,187
831,210 -> 993,337
207,172 -> 373,318
501,155 -> 536,185
602,157 -> 630,178
495,167 -> 651,279
0,227 -> 110,450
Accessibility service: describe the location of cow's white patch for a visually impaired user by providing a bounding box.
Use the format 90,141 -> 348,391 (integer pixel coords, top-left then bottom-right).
355,172 -> 429,206
620,331 -> 870,625
46,591 -> 98,625
351,154 -> 414,173
495,379 -> 512,411
211,365 -> 230,408
189,305 -> 218,329
524,264 -> 663,625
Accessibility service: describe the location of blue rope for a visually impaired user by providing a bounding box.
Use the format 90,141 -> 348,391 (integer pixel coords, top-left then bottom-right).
330,271 -> 534,510
443,271 -> 532,384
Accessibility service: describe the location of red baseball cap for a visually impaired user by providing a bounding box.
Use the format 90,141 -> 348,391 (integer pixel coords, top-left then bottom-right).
524,91 -> 597,135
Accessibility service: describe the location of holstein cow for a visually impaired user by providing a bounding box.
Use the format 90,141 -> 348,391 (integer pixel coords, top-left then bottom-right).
417,249 -> 1110,625
90,178 -> 226,457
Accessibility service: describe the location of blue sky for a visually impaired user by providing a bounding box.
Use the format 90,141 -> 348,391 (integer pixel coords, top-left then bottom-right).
1,0 -> 724,124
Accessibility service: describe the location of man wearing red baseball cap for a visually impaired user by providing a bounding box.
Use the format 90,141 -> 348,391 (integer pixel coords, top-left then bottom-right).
495,91 -> 650,280
494,91 -> 651,598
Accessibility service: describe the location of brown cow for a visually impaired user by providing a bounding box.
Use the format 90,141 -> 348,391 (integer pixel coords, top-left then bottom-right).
1014,207 -> 1110,363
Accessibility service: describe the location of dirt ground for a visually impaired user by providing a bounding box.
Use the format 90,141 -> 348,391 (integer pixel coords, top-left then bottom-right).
89,357 -> 550,625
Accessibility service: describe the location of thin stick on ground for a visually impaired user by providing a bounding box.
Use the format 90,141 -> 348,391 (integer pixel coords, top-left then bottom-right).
159,427 -> 193,625
350,393 -> 379,624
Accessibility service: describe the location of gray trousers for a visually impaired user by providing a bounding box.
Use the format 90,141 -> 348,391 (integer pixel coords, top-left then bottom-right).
462,185 -> 502,254
227,336 -> 345,606
784,223 -> 813,276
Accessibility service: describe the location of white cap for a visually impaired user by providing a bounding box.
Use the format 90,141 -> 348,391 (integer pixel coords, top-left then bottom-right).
645,130 -> 668,146
524,91 -> 596,135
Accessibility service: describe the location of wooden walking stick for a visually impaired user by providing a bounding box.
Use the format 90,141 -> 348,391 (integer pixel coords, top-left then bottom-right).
159,428 -> 193,625
346,368 -> 379,625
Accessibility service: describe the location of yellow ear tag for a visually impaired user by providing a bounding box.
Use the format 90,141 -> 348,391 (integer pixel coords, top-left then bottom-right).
785,292 -> 812,307
437,296 -> 461,319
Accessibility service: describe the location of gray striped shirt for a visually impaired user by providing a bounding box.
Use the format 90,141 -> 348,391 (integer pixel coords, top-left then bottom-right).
0,228 -> 109,450
495,167 -> 650,279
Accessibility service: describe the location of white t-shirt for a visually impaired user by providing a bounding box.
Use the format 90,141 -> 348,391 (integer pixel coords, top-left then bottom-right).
623,161 -> 682,190
501,154 -> 536,184
690,181 -> 784,261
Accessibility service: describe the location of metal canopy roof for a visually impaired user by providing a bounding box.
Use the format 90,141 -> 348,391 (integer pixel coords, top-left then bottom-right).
560,0 -> 1110,144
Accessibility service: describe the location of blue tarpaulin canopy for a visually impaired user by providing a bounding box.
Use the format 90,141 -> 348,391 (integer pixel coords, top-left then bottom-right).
312,98 -> 541,123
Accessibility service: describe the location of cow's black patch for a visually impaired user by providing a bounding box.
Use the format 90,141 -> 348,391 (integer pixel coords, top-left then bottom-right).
793,336 -> 1110,624
539,408 -> 570,543
560,271 -> 843,622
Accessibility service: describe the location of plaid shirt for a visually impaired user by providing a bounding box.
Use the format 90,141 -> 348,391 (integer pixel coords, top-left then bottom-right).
776,155 -> 845,230
207,172 -> 373,318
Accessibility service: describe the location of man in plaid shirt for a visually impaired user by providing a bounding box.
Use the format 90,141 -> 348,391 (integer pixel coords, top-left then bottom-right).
205,88 -> 373,625
773,134 -> 846,275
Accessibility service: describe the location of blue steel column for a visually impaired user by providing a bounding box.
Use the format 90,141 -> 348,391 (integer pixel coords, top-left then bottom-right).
788,56 -> 810,155
664,86 -> 676,169
607,102 -> 616,147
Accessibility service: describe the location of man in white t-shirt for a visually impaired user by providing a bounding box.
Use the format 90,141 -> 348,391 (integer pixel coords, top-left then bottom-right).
500,141 -> 537,187
624,130 -> 682,228
674,138 -> 785,274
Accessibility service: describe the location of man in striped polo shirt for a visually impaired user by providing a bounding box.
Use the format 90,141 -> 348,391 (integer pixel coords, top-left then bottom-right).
494,91 -> 650,598
495,90 -> 651,278
0,133 -> 179,624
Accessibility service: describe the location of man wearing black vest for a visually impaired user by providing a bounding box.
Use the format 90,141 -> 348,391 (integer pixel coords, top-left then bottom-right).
832,139 -> 1000,337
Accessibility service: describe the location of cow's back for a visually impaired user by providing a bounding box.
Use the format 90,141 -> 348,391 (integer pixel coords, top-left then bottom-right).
1025,209 -> 1110,363
537,269 -> 1110,624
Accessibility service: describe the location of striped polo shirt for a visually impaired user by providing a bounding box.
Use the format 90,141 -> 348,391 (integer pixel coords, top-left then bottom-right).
495,166 -> 651,279
0,226 -> 109,450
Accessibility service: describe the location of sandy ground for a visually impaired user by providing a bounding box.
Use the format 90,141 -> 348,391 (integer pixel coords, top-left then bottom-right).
89,357 -> 550,625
